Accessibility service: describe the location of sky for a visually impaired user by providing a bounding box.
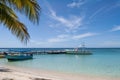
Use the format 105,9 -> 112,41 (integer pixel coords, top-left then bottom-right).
0,0 -> 120,48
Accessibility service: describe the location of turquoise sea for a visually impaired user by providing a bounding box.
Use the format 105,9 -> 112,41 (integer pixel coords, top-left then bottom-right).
0,48 -> 120,77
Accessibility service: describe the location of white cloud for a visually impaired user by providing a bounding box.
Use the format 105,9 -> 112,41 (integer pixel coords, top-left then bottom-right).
57,34 -> 69,38
49,8 -> 83,31
48,34 -> 69,43
48,38 -> 65,43
30,40 -> 44,45
30,33 -> 96,46
110,26 -> 120,32
48,33 -> 96,43
67,0 -> 85,8
43,0 -> 83,32
30,34 -> 69,45
72,32 -> 96,40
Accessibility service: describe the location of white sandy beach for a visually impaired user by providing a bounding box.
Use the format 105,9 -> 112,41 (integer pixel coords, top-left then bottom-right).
0,65 -> 120,80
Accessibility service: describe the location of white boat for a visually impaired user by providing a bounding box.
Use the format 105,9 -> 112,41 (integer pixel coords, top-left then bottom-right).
65,43 -> 92,55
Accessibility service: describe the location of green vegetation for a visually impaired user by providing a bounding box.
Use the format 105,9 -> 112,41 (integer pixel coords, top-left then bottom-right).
0,0 -> 40,44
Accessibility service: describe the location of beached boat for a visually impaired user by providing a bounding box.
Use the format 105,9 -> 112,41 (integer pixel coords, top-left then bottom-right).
0,54 -> 5,58
0,52 -> 5,58
65,43 -> 92,55
0,49 -> 9,58
5,52 -> 33,61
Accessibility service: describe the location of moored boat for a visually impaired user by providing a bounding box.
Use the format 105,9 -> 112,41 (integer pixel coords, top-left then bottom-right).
65,43 -> 92,55
5,52 -> 33,61
66,50 -> 92,55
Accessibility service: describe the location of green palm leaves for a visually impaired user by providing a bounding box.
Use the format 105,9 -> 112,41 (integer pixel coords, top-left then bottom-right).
0,0 -> 40,44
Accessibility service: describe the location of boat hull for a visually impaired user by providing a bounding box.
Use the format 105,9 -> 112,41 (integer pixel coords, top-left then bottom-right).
66,51 -> 92,55
6,55 -> 33,61
0,55 -> 5,58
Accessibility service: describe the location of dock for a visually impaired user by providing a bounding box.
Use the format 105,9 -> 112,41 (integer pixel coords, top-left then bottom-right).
29,50 -> 66,55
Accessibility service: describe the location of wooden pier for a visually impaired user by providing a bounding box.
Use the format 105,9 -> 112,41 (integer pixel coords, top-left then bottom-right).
27,50 -> 67,55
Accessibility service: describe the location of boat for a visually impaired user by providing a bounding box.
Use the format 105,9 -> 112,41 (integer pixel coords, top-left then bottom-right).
0,52 -> 5,58
66,49 -> 92,55
65,43 -> 92,55
0,49 -> 9,58
0,54 -> 5,58
5,52 -> 33,61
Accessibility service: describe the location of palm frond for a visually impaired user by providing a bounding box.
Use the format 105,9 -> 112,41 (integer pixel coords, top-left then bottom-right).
2,0 -> 40,24
0,3 -> 30,44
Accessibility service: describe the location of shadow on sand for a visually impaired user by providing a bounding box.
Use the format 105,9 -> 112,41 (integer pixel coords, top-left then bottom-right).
30,77 -> 51,80
0,67 -> 11,72
2,78 -> 14,80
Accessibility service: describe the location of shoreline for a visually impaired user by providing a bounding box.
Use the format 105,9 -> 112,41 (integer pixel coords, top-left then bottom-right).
0,65 -> 120,80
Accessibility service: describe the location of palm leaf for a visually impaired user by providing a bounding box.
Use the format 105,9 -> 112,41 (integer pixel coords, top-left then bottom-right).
1,0 -> 40,24
0,0 -> 40,44
0,3 -> 30,44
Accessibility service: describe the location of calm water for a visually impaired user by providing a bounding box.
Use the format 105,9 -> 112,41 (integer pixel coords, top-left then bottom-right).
0,48 -> 120,77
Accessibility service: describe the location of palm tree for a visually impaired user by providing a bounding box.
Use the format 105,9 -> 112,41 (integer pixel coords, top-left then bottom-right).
0,0 -> 40,44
